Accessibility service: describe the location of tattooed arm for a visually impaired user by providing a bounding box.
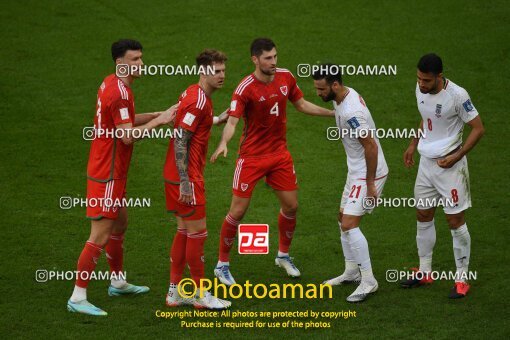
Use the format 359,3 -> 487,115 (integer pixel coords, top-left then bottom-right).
174,128 -> 194,204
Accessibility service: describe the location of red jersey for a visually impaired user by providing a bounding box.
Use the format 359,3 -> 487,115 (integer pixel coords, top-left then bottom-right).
228,68 -> 303,158
87,74 -> 135,182
164,84 -> 213,182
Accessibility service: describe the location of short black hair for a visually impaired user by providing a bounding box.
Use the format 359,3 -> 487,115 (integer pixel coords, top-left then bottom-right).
111,39 -> 143,62
250,38 -> 276,57
417,53 -> 443,75
311,63 -> 342,85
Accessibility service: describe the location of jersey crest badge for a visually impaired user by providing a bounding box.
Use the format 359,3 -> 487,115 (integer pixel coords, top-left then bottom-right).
435,104 -> 442,118
280,86 -> 288,96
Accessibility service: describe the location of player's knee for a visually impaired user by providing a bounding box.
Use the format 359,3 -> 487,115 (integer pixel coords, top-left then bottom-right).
446,213 -> 465,229
416,209 -> 434,222
282,202 -> 298,217
88,233 -> 110,248
228,208 -> 246,221
111,219 -> 128,235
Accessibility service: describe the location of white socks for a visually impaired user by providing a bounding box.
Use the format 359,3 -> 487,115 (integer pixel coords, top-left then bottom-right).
217,261 -> 229,267
70,286 -> 87,303
344,227 -> 374,282
451,224 -> 471,282
111,278 -> 128,289
277,251 -> 289,258
339,222 -> 357,274
416,220 -> 471,282
416,219 -> 436,273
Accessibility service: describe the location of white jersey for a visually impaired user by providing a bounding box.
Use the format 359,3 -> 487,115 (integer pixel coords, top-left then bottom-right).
333,87 -> 388,179
416,79 -> 478,158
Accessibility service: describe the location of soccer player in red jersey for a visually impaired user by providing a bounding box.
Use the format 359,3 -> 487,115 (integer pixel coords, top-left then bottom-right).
67,39 -> 177,316
210,38 -> 334,284
164,49 -> 231,309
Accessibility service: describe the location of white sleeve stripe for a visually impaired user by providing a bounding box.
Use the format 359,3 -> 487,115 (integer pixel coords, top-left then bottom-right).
235,77 -> 254,95
235,78 -> 254,96
117,80 -> 129,100
117,80 -> 128,100
198,90 -> 206,110
234,76 -> 253,93
196,88 -> 205,110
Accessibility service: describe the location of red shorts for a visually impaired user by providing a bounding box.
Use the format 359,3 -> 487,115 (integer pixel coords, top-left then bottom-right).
86,178 -> 127,220
165,180 -> 206,220
232,150 -> 298,198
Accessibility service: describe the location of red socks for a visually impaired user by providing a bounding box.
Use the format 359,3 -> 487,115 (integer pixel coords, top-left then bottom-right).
186,230 -> 208,286
278,209 -> 296,253
75,241 -> 103,288
170,228 -> 187,284
105,232 -> 125,276
218,214 -> 239,262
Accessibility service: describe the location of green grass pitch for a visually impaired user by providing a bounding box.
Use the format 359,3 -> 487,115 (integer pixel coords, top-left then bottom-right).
1,0 -> 509,338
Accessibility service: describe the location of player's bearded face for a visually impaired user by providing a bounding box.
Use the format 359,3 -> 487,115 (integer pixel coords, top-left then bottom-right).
322,86 -> 336,102
314,80 -> 335,102
417,70 -> 439,94
256,49 -> 277,75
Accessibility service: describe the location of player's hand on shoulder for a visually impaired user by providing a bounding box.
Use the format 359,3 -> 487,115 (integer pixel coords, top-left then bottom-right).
214,110 -> 229,125
158,104 -> 179,125
210,143 -> 228,163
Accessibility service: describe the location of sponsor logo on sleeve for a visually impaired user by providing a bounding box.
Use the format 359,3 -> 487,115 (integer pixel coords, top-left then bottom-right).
462,99 -> 474,112
347,117 -> 360,129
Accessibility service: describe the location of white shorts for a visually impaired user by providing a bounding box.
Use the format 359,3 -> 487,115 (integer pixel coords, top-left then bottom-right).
414,156 -> 471,214
340,174 -> 388,216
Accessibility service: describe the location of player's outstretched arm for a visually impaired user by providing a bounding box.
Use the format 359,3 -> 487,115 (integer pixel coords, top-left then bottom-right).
437,116 -> 485,168
359,136 -> 379,199
403,120 -> 423,168
210,116 -> 239,163
292,98 -> 335,117
116,106 -> 177,145
175,128 -> 194,204
213,109 -> 229,125
134,103 -> 179,126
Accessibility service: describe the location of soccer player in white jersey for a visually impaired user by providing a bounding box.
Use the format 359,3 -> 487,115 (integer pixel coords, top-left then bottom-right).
312,64 -> 389,303
401,54 -> 485,299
